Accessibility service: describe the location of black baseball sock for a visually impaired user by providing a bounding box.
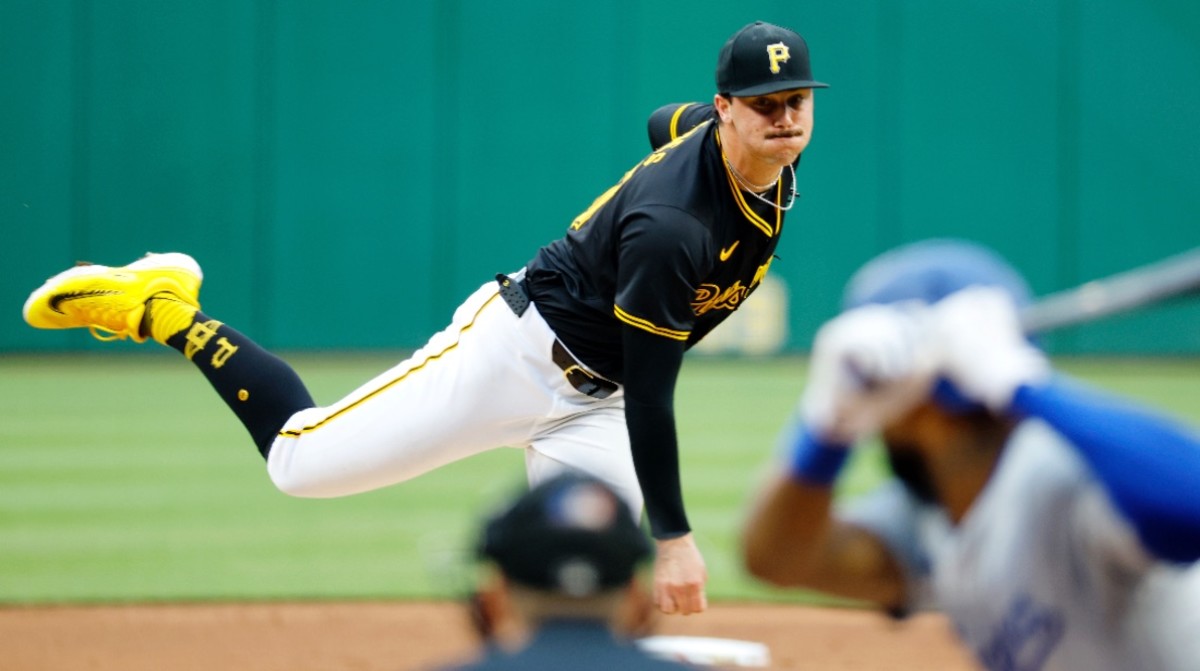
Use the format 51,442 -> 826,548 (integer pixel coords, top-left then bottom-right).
159,309 -> 316,458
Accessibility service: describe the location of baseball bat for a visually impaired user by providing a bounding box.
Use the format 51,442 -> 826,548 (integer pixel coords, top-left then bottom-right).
1019,246 -> 1200,334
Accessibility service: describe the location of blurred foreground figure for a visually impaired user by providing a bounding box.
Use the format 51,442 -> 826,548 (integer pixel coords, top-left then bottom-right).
443,473 -> 692,671
741,239 -> 1200,671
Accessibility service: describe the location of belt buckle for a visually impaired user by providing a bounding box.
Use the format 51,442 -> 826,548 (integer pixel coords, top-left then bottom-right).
563,364 -> 612,400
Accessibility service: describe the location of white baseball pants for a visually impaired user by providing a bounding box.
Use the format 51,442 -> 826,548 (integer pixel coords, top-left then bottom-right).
263,275 -> 642,514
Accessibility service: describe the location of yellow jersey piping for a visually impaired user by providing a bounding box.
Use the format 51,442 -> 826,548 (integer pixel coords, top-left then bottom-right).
614,304 -> 690,341
669,103 -> 694,141
721,159 -> 781,237
277,292 -> 503,439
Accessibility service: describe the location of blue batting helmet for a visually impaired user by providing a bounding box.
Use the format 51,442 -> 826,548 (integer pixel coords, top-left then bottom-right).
843,238 -> 1033,311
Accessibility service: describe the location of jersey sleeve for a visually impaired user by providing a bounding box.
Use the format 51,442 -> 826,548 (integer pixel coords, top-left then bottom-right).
647,103 -> 716,151
622,324 -> 689,538
613,207 -> 712,341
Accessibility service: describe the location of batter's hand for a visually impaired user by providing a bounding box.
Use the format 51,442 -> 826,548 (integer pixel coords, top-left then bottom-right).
653,533 -> 708,615
801,303 -> 937,443
932,286 -> 1050,411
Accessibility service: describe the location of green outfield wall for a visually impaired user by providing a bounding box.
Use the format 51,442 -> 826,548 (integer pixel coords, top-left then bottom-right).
4,0 -> 1198,354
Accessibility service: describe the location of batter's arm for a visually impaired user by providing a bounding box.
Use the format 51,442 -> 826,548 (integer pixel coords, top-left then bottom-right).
935,287 -> 1200,562
741,430 -> 908,609
1012,377 -> 1200,562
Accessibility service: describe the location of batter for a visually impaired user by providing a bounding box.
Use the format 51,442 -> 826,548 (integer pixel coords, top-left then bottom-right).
742,240 -> 1200,670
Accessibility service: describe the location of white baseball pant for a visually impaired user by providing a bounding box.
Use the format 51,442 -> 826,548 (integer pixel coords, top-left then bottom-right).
263,274 -> 643,514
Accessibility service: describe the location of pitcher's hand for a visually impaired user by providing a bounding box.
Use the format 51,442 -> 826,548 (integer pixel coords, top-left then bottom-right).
654,533 -> 708,615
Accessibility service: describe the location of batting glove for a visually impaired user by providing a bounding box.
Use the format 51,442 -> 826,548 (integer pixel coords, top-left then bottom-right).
800,302 -> 938,445
932,286 -> 1051,412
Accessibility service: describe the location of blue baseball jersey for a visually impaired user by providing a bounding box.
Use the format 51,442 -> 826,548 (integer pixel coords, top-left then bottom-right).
841,419 -> 1200,671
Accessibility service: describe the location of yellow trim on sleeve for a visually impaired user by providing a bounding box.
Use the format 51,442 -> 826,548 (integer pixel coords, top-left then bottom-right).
669,103 -> 694,141
277,292 -> 503,439
614,304 -> 691,341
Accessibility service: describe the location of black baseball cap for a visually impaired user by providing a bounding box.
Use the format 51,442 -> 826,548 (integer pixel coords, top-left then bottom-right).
477,473 -> 652,596
716,21 -> 828,96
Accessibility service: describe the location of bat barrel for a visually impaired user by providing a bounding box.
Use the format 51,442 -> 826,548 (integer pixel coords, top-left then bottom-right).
1019,247 -> 1200,334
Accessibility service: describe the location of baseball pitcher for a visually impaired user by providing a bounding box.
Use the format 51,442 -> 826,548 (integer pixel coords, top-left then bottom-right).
24,21 -> 826,616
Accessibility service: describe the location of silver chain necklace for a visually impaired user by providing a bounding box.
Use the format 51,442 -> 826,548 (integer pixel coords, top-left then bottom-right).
726,157 -> 780,191
726,158 -> 798,211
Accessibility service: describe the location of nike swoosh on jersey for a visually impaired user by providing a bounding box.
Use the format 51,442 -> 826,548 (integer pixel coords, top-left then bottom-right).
719,241 -> 740,262
48,290 -> 120,314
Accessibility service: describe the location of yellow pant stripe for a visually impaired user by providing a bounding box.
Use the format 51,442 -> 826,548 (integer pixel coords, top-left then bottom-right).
277,292 -> 502,439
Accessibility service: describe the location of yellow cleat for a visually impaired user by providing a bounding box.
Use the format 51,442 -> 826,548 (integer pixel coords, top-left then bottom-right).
23,252 -> 203,343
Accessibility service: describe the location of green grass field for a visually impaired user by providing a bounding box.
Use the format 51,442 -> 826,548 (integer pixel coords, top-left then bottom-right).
2,352 -> 1199,605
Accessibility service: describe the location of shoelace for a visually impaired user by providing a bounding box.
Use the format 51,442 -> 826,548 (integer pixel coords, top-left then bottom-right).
89,326 -> 127,341
73,300 -> 136,341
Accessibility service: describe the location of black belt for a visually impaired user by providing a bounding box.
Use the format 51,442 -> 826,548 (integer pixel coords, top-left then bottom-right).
495,273 -> 619,400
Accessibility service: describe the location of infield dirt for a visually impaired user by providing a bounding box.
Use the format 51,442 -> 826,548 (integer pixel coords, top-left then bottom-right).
0,601 -> 980,670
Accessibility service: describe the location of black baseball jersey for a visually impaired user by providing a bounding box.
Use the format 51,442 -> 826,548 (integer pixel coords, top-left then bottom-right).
522,102 -> 801,538
525,102 -> 792,382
